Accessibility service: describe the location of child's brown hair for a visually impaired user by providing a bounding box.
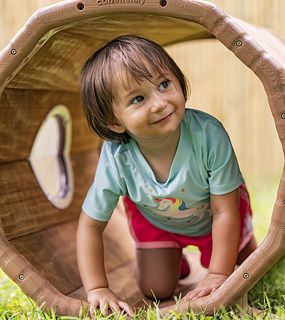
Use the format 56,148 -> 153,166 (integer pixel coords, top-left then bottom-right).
80,34 -> 188,143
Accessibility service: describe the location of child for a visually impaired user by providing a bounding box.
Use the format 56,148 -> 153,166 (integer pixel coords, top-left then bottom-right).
76,35 -> 257,316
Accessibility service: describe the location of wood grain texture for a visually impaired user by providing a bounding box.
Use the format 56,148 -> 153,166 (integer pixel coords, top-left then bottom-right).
0,150 -> 99,240
0,232 -> 88,316
1,13 -> 212,92
10,206 -> 136,296
0,10 -> 212,91
0,88 -> 101,162
10,220 -> 81,295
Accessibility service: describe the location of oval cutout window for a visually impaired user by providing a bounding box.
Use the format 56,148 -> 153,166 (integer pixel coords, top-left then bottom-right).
29,105 -> 73,209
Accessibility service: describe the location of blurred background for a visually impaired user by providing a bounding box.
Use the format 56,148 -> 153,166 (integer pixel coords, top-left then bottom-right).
1,0 -> 285,240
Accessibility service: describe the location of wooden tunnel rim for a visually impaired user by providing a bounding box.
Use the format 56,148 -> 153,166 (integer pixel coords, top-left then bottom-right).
0,0 -> 285,316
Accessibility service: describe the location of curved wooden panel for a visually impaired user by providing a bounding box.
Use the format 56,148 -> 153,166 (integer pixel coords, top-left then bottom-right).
0,231 -> 88,316
0,151 -> 99,240
6,14 -> 213,92
0,8 -> 213,93
10,205 -> 136,296
0,89 -> 101,162
0,205 -> 137,315
11,220 -> 81,295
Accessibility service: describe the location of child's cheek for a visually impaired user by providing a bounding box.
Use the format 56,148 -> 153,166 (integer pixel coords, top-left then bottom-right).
129,108 -> 149,125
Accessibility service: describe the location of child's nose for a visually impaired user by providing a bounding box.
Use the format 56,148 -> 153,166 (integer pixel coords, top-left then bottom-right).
150,94 -> 166,113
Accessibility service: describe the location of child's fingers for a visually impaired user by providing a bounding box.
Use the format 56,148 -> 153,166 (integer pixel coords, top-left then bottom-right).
118,301 -> 134,316
183,288 -> 210,301
89,301 -> 99,316
210,286 -> 218,294
99,300 -> 109,316
109,301 -> 121,313
192,288 -> 211,300
182,289 -> 198,301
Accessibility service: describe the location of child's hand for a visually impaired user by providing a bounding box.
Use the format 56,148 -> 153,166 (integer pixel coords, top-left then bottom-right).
182,273 -> 228,301
87,287 -> 134,317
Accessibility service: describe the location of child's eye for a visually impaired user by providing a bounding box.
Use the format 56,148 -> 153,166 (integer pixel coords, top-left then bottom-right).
131,96 -> 144,104
159,80 -> 170,90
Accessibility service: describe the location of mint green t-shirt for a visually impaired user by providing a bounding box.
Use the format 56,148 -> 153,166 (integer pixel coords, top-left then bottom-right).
82,109 -> 244,236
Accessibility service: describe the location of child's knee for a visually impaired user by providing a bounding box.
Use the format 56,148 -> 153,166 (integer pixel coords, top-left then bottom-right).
138,276 -> 176,300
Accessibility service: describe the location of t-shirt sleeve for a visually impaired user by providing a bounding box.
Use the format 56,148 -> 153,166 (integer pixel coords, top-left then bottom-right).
204,120 -> 244,195
82,142 -> 123,221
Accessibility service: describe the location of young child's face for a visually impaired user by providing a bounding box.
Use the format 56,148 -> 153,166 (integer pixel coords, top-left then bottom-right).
109,68 -> 186,143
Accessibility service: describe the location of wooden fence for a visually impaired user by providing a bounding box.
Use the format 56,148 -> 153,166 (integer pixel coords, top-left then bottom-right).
1,0 -> 284,179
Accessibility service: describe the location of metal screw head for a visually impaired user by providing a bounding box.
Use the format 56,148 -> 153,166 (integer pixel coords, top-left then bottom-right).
236,40 -> 242,47
19,273 -> 25,280
243,272 -> 249,279
10,49 -> 17,55
281,113 -> 285,119
160,0 -> 167,6
77,2 -> 84,10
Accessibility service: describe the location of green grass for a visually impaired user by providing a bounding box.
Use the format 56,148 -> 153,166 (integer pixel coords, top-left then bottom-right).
245,176 -> 285,318
1,176 -> 284,319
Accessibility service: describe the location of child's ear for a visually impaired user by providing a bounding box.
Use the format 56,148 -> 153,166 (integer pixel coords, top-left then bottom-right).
108,124 -> 126,134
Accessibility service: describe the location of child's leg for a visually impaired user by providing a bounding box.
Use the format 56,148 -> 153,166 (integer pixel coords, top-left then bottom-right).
136,247 -> 182,300
237,184 -> 257,264
124,196 -> 186,298
237,236 -> 257,264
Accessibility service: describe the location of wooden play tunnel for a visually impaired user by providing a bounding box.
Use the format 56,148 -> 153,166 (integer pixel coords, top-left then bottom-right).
0,0 -> 285,316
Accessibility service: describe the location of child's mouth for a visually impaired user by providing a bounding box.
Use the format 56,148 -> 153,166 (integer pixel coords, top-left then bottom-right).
153,112 -> 173,124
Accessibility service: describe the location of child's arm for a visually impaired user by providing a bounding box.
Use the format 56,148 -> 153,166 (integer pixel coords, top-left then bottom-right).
183,188 -> 240,300
76,211 -> 133,316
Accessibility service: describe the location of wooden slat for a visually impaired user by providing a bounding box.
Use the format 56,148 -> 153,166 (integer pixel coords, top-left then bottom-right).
10,220 -> 80,295
10,206 -> 136,295
3,13 -> 212,92
0,151 -> 99,240
0,88 -> 101,162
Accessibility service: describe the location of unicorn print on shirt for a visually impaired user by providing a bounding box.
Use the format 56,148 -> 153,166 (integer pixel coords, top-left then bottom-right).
152,196 -> 212,221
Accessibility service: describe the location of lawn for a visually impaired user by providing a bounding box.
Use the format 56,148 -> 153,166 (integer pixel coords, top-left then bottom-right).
0,176 -> 284,319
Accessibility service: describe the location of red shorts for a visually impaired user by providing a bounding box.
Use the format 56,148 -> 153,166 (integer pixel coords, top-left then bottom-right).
123,184 -> 253,268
